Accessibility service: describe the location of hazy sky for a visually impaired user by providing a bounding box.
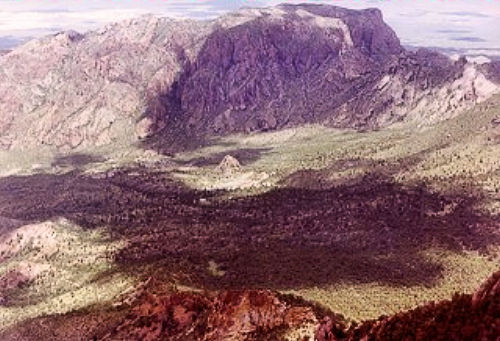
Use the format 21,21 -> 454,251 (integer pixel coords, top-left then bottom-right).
1,0 -> 499,52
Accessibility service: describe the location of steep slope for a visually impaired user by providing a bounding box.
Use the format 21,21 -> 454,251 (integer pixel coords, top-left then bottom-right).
161,5 -> 498,143
161,6 -> 402,135
481,60 -> 500,84
0,16 -> 211,151
0,4 -> 498,152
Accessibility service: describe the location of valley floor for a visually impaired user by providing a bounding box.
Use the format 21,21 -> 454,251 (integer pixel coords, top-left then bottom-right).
0,96 -> 499,339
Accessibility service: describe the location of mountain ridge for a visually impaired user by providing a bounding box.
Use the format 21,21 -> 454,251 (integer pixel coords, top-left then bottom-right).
0,4 -> 498,152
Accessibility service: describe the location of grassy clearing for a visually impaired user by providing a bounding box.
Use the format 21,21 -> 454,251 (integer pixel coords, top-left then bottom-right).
0,148 -> 57,177
0,141 -> 170,178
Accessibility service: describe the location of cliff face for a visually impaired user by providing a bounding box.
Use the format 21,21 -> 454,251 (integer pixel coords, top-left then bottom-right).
164,6 -> 402,135
0,4 -> 498,151
481,60 -> 500,84
165,5 -> 497,142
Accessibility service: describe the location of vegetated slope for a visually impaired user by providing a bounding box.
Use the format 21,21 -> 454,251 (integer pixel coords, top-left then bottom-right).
0,156 -> 498,339
0,97 -> 498,339
0,95 -> 497,336
0,4 -> 498,152
317,271 -> 500,340
84,270 -> 500,340
5,271 -> 496,340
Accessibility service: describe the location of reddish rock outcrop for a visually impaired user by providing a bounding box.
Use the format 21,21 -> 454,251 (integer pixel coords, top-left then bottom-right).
102,289 -> 329,341
103,272 -> 500,340
1,272 -> 499,340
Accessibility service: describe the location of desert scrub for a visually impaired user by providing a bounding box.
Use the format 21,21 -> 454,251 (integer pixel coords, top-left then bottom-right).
0,218 -> 133,331
284,248 -> 499,321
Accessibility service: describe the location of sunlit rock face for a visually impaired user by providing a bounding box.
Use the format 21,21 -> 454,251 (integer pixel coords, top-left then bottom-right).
0,4 -> 498,151
103,289 -> 328,340
0,16 -> 211,151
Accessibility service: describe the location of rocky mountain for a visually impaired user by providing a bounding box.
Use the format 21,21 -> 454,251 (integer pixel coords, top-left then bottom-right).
0,4 -> 498,151
0,17 -> 211,151
481,60 -> 500,84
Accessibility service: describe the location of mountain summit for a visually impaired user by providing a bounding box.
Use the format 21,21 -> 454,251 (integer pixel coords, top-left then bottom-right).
0,4 -> 498,151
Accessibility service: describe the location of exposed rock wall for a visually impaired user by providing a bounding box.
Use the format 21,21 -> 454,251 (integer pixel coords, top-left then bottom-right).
0,4 -> 498,151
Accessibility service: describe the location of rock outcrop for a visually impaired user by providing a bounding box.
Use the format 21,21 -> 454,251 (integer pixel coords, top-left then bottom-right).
100,272 -> 500,340
0,4 -> 498,151
101,289 -> 332,341
0,16 -> 211,150
481,60 -> 500,84
215,155 -> 241,174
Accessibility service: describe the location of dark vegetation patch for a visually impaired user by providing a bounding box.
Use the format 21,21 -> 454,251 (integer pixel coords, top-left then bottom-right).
51,153 -> 105,168
0,304 -> 128,341
0,168 -> 497,291
284,145 -> 448,189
